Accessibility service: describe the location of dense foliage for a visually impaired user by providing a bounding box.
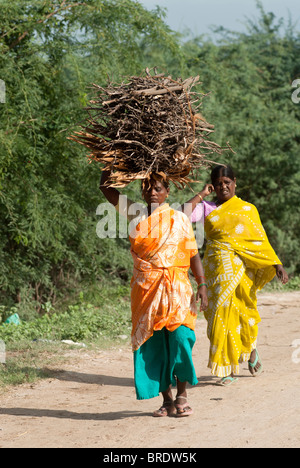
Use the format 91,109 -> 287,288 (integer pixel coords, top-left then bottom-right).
0,0 -> 180,312
0,0 -> 299,319
182,5 -> 300,269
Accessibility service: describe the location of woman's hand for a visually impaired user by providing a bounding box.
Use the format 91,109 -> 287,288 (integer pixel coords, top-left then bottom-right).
202,183 -> 214,198
181,183 -> 214,218
100,170 -> 120,206
196,286 -> 208,312
275,265 -> 289,285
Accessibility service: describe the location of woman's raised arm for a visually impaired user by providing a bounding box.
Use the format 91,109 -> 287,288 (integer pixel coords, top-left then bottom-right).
99,170 -> 120,206
181,184 -> 214,218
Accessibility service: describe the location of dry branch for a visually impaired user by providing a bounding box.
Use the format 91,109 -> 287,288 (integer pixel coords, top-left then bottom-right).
69,69 -> 231,188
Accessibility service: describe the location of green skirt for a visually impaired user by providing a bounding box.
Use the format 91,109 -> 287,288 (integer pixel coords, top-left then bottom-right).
133,325 -> 198,400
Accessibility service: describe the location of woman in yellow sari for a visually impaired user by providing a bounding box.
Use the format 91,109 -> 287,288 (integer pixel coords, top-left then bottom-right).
188,165 -> 289,386
100,171 -> 208,415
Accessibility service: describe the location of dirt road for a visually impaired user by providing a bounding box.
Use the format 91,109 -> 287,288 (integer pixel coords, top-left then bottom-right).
0,291 -> 299,448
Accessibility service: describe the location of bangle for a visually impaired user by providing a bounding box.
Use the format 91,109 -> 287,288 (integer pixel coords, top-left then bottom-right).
197,283 -> 207,289
198,194 -> 203,202
195,275 -> 206,282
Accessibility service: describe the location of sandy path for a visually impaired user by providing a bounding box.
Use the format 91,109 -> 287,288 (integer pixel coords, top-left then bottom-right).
0,291 -> 299,449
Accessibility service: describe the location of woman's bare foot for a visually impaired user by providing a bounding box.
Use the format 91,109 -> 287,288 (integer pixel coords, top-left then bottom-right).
248,349 -> 263,376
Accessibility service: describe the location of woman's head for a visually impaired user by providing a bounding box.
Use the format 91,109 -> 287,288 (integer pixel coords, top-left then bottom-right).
211,165 -> 236,204
142,174 -> 170,208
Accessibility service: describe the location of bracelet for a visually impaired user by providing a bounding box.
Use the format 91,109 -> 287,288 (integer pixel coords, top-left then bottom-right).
198,194 -> 203,202
195,275 -> 206,282
197,283 -> 207,289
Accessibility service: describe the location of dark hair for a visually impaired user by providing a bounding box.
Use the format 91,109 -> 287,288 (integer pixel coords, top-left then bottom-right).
142,173 -> 170,192
211,165 -> 235,185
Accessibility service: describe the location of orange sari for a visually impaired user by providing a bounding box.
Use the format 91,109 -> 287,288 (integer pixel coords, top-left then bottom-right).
129,203 -> 198,351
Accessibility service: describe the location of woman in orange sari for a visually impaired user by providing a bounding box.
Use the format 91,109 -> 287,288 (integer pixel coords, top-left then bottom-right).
100,171 -> 208,417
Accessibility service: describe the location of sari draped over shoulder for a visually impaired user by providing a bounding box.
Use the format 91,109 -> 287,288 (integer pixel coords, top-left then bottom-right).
203,196 -> 281,377
129,203 -> 198,352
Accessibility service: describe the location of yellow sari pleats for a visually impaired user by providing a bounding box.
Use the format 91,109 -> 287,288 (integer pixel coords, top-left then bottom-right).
203,196 -> 281,377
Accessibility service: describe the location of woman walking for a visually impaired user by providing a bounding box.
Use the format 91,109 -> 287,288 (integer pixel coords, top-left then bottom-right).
187,165 -> 289,386
100,171 -> 208,415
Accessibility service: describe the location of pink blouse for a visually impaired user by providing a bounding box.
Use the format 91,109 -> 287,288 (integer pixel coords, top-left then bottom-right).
191,201 -> 217,223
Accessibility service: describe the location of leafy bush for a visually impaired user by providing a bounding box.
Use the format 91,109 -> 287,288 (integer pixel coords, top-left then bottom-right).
0,297 -> 131,344
1,1 -> 299,320
0,0 -> 180,310
182,5 -> 300,273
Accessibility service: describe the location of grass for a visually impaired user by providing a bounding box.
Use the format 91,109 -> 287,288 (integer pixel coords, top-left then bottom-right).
0,341 -> 68,389
0,280 -> 132,390
263,275 -> 300,292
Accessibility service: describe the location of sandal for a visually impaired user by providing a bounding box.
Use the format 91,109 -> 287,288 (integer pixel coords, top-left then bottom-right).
248,349 -> 263,377
219,376 -> 239,387
175,397 -> 193,418
153,401 -> 176,418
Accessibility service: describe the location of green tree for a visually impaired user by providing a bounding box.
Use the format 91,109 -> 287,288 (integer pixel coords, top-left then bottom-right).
183,3 -> 300,272
0,0 -> 181,310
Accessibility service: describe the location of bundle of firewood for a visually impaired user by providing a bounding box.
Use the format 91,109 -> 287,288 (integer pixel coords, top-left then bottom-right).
70,69 -> 230,188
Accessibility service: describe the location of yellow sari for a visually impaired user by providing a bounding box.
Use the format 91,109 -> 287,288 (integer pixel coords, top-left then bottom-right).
129,203 -> 198,352
203,196 -> 281,377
